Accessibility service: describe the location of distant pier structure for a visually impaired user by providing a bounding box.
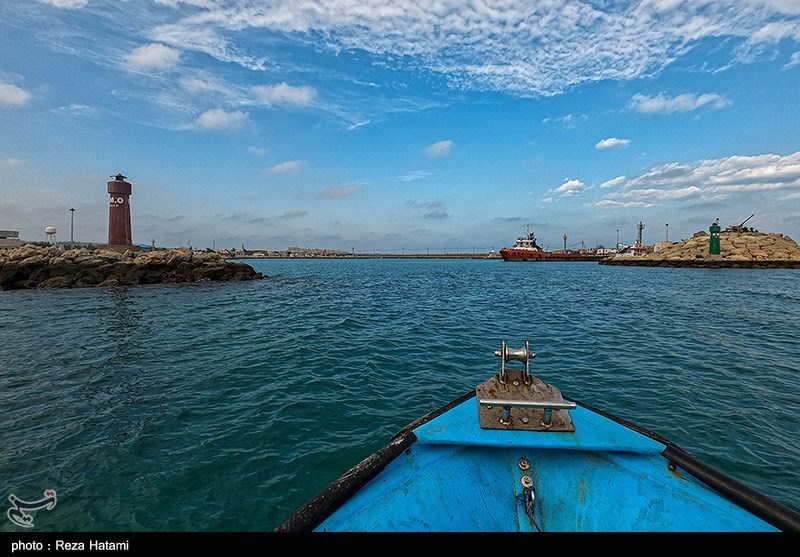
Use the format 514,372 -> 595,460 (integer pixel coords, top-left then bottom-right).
107,173 -> 132,246
0,230 -> 22,250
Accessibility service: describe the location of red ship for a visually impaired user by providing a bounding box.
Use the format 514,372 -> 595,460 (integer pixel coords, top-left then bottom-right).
499,226 -> 594,262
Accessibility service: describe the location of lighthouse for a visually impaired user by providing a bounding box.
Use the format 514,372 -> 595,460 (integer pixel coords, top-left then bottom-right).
107,173 -> 132,246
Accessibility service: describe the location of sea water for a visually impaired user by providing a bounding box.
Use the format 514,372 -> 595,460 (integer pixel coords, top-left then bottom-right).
1,258 -> 798,531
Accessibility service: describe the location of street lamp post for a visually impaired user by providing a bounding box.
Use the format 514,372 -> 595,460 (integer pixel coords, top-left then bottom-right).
70,208 -> 75,246
666,223 -> 669,242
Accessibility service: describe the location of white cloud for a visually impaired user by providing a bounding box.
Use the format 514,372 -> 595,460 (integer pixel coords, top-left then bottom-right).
125,43 -> 181,71
38,0 -> 88,8
153,22 -> 267,71
597,151 -> 800,206
706,161 -> 800,187
0,158 -> 26,168
748,21 -> 800,45
629,153 -> 800,190
398,170 -> 431,182
252,83 -> 316,107
178,74 -> 241,103
268,161 -> 303,174
142,1 -> 800,96
600,176 -> 626,189
196,108 -> 248,130
248,146 -> 269,157
52,103 -> 98,117
595,138 -> 630,150
321,186 -> 362,199
554,179 -> 586,197
558,114 -> 575,128
426,140 -> 453,158
785,51 -> 800,69
617,186 -> 703,200
630,92 -> 730,113
347,120 -> 370,131
543,114 -> 587,129
594,200 -> 652,208
0,82 -> 32,107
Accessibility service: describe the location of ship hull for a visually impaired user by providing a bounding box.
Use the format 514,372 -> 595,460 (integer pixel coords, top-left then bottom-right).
500,248 -> 592,262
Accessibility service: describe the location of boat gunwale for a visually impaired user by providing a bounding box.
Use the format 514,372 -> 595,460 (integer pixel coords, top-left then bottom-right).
274,390 -> 800,532
569,397 -> 800,532
273,391 -> 474,532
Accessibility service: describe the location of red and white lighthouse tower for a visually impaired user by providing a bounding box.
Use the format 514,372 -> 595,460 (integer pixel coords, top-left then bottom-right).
107,173 -> 132,246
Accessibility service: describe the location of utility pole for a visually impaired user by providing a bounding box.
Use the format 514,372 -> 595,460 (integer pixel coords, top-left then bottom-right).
69,208 -> 75,246
666,223 -> 669,242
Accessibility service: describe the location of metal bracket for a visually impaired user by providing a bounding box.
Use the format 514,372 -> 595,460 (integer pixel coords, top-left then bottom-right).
476,341 -> 575,432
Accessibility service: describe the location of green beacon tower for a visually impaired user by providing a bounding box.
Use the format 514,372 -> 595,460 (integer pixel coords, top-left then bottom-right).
709,220 -> 721,255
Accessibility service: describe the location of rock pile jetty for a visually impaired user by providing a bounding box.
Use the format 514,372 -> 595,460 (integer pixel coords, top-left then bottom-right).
0,244 -> 263,290
600,231 -> 800,268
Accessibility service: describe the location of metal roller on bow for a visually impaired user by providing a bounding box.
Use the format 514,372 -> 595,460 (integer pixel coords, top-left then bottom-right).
495,340 -> 534,386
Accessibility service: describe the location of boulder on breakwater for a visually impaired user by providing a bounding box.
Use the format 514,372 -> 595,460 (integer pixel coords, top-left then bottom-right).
0,244 -> 263,290
600,231 -> 800,268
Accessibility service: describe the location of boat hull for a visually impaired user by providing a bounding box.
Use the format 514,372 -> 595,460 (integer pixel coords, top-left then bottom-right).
276,392 -> 800,532
499,248 -> 594,261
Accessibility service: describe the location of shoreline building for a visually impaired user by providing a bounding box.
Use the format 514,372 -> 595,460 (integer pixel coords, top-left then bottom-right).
0,230 -> 23,250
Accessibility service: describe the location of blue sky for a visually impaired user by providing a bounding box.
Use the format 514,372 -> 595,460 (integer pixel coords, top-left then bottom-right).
1,0 -> 799,252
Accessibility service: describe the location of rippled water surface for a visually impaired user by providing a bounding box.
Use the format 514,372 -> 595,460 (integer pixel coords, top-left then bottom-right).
2,259 -> 799,531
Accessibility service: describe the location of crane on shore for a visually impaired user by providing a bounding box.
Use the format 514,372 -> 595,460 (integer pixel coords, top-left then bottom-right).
726,214 -> 756,233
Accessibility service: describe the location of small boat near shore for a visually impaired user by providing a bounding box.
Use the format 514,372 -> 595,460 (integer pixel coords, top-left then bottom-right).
499,226 -> 595,262
276,340 -> 800,532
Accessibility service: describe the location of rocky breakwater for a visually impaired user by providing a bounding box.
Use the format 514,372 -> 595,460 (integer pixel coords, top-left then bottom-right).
600,231 -> 800,268
0,244 -> 263,290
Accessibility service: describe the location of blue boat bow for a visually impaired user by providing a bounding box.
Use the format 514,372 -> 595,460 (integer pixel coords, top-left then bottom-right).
276,341 -> 800,532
